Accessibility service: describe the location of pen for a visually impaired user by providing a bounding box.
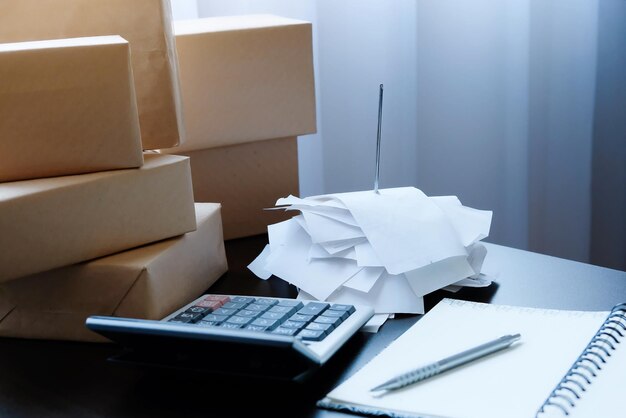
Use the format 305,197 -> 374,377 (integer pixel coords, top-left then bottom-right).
370,333 -> 521,392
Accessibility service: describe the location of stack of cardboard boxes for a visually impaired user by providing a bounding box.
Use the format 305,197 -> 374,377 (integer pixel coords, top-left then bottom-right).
161,14 -> 317,239
0,1 -> 228,342
0,5 -> 316,342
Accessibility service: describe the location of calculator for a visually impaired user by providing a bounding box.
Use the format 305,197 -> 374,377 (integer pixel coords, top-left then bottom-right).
85,294 -> 374,381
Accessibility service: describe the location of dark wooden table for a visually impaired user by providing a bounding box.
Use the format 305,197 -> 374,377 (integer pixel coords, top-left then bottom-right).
1,236 -> 624,418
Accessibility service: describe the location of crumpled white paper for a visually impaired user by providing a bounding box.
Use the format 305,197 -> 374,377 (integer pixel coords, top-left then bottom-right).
248,187 -> 493,319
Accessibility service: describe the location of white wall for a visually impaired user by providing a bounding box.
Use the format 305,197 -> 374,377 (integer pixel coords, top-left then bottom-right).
316,1 -> 418,194
415,0 -> 526,248
171,0 -> 198,20
590,0 -> 626,270
528,0 -> 599,262
416,0 -> 600,259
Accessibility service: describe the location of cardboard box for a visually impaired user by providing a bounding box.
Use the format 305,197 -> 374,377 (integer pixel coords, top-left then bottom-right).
166,137 -> 298,240
0,0 -> 184,150
163,15 -> 316,153
0,203 -> 227,342
0,153 -> 196,283
0,36 -> 143,182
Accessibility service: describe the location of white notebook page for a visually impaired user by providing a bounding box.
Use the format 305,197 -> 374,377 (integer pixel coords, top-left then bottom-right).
324,299 -> 609,418
539,308 -> 626,418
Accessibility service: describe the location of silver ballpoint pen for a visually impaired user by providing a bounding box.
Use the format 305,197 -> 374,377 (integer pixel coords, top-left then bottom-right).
370,333 -> 521,392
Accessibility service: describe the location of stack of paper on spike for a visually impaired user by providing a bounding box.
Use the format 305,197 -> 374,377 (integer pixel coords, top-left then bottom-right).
160,14 -> 317,239
248,187 -> 492,319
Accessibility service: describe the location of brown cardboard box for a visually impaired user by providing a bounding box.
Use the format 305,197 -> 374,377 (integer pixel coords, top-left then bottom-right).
0,0 -> 184,150
162,15 -> 316,153
0,203 -> 227,342
0,36 -> 143,182
0,153 -> 196,283
166,137 -> 298,240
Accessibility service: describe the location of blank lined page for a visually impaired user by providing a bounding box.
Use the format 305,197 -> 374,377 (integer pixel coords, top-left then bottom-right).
323,299 -> 608,418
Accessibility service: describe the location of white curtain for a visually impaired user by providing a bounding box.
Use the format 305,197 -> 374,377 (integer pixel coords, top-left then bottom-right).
177,0 -> 626,270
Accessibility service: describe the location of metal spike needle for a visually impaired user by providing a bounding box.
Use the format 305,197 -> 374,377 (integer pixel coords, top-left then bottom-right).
374,84 -> 384,194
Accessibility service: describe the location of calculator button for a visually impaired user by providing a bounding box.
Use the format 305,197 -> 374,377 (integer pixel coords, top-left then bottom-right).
329,304 -> 355,314
235,309 -> 262,319
314,316 -> 342,327
305,322 -> 333,332
172,312 -> 203,323
246,303 -> 271,312
168,318 -> 191,324
272,327 -> 299,336
245,325 -> 269,332
277,300 -> 304,309
231,296 -> 256,304
226,316 -> 253,325
321,310 -> 349,321
195,295 -> 230,309
251,318 -> 280,329
260,311 -> 290,322
297,302 -> 330,316
201,314 -> 229,324
297,329 -> 326,341
213,308 -> 237,316
222,302 -> 249,310
196,321 -> 219,327
220,323 -> 242,329
268,305 -> 297,315
184,306 -> 211,315
281,320 -> 306,330
203,294 -> 231,302
290,313 -> 314,323
254,298 -> 279,306
194,300 -> 222,310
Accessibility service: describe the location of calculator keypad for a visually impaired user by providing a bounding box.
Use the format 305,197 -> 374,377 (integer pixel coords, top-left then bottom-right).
167,295 -> 355,342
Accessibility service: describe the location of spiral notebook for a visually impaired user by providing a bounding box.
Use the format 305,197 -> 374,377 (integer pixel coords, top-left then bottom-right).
318,298 -> 626,418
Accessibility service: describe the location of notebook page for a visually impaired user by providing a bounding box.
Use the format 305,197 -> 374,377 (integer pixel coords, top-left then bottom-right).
543,316 -> 626,418
324,299 -> 608,418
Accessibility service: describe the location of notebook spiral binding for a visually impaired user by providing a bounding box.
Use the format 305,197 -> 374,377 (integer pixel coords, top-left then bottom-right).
536,303 -> 626,417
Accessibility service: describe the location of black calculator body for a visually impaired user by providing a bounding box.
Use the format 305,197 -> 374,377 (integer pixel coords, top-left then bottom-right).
86,294 -> 374,381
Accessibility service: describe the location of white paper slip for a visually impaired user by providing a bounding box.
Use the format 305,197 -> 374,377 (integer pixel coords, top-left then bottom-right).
452,275 -> 492,288
276,194 -> 347,209
308,244 -> 357,261
362,314 -> 392,333
247,244 -> 272,280
404,256 -> 475,297
430,196 -> 492,246
301,211 -> 365,244
342,267 -> 385,293
466,242 -> 487,277
332,187 -> 467,274
354,242 -> 384,267
264,219 -> 360,300
320,237 -> 367,254
314,273 -> 425,315
274,204 -> 359,227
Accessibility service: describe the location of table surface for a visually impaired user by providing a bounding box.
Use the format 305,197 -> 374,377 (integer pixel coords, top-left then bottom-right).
1,236 -> 624,418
